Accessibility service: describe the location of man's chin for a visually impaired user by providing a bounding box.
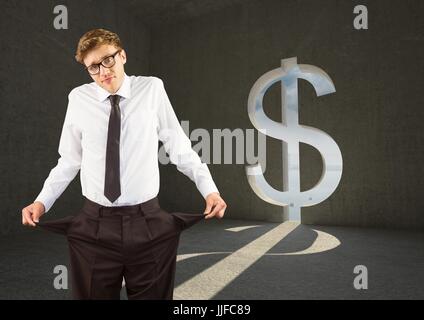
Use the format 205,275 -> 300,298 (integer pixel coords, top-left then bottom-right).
98,83 -> 115,93
98,75 -> 122,93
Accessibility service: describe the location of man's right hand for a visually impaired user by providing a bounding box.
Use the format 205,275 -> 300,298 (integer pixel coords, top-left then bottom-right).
22,201 -> 45,227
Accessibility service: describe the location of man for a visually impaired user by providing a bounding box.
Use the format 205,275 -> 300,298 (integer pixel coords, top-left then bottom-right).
21,28 -> 227,299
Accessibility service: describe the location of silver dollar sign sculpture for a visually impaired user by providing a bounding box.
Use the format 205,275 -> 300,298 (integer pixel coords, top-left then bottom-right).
246,57 -> 343,221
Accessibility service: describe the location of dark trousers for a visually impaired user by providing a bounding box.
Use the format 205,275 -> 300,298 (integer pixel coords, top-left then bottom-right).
36,197 -> 204,300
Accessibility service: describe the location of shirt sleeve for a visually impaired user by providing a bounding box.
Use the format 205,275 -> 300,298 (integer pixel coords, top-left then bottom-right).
34,91 -> 82,213
155,78 -> 219,199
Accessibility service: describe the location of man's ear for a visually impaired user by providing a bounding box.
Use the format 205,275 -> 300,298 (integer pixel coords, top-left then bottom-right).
120,49 -> 127,65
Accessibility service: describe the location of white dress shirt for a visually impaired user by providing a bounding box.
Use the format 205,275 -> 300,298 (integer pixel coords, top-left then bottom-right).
35,74 -> 219,213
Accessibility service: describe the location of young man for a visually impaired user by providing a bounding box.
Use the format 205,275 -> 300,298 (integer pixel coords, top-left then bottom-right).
21,28 -> 227,299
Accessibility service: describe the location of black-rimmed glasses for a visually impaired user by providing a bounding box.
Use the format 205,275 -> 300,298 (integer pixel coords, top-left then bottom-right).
85,50 -> 121,75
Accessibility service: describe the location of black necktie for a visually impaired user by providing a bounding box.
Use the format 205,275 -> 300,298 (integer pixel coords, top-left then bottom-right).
104,95 -> 121,203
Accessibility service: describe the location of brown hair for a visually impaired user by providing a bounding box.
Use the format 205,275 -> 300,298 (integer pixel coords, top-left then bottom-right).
75,28 -> 123,64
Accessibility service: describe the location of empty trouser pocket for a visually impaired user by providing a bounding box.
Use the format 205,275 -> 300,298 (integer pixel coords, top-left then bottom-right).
35,215 -> 76,236
168,211 -> 205,231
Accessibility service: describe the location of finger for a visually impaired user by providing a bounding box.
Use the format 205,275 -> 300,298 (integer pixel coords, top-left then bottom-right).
205,203 -> 224,219
208,202 -> 227,219
204,209 -> 215,219
204,202 -> 219,219
204,201 -> 213,214
22,210 -> 30,225
217,207 -> 226,218
22,215 -> 31,226
204,207 -> 214,219
33,211 -> 42,223
23,210 -> 35,227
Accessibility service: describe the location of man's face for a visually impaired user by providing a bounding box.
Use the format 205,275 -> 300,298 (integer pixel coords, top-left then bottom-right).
83,44 -> 127,94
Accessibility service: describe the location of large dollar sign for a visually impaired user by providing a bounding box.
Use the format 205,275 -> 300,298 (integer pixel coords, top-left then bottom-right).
246,57 -> 343,221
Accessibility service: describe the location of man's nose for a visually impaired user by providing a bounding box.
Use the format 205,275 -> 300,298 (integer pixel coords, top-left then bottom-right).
99,65 -> 110,77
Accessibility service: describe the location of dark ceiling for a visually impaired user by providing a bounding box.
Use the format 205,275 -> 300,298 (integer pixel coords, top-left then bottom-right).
122,0 -> 246,27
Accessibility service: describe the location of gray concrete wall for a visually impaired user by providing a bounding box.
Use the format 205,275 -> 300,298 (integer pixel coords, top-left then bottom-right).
0,0 -> 150,235
150,0 -> 424,230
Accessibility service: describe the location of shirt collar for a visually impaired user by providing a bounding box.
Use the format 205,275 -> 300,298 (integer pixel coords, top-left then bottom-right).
96,73 -> 132,102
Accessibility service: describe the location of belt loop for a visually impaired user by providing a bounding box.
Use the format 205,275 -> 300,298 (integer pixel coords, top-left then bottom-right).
99,206 -> 103,218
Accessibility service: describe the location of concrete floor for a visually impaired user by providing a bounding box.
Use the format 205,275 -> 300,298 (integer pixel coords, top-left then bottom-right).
0,218 -> 423,300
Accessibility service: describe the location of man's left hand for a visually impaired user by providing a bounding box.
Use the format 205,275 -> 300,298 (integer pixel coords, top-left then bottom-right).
204,192 -> 227,219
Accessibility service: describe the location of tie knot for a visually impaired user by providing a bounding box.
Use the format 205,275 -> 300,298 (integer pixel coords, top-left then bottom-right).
109,95 -> 121,106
